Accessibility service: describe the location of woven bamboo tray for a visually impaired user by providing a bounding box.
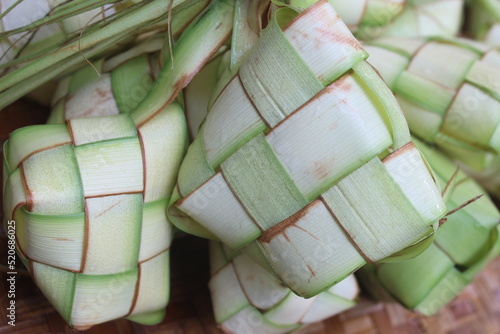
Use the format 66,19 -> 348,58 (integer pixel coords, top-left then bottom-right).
1,100 -> 500,334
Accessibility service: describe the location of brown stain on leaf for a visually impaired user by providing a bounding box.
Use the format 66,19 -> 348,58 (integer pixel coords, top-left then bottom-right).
293,224 -> 320,242
66,87 -> 115,118
94,88 -> 114,105
305,159 -> 335,181
95,199 -> 122,219
259,209 -> 308,244
175,74 -> 191,92
259,201 -> 322,243
335,80 -> 352,93
285,3 -> 363,55
382,142 -> 415,163
328,73 -> 353,92
312,160 -> 332,180
310,11 -> 361,51
288,30 -> 310,44
307,265 -> 316,278
96,87 -> 108,98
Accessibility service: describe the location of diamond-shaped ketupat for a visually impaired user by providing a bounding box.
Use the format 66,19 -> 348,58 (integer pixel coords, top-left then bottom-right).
168,1 -> 447,298
3,106 -> 187,330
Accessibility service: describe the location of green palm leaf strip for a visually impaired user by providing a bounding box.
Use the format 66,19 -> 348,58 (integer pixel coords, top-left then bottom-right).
0,0 -> 210,109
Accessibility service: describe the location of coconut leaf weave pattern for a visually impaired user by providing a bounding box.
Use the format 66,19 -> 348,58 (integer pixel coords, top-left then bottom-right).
328,0 -> 405,35
358,139 -> 500,316
169,1 -> 446,298
365,37 -> 500,171
209,241 -> 359,333
329,0 -> 463,41
2,105 -> 187,330
48,37 -> 163,123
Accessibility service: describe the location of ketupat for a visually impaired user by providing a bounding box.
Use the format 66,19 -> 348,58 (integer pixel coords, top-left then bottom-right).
168,0 -> 446,298
184,50 -> 358,327
364,36 -> 500,194
357,139 -> 500,316
327,0 -> 405,37
2,107 -> 187,329
364,37 -> 500,170
209,241 -> 359,333
325,0 -> 464,41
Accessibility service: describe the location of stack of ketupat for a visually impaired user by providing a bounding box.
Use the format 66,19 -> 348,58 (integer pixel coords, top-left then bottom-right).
1,0 -> 500,332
